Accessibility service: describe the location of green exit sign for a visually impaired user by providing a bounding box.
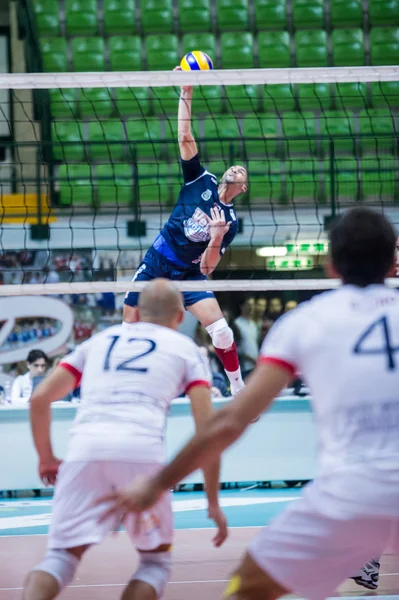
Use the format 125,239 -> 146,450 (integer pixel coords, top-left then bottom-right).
267,257 -> 314,271
285,241 -> 328,255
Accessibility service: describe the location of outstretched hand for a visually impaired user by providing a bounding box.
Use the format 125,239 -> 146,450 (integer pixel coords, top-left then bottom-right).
208,504 -> 228,547
209,206 -> 231,241
96,476 -> 163,524
174,66 -> 192,94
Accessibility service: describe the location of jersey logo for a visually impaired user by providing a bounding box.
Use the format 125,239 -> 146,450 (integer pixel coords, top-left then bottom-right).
230,209 -> 237,222
183,207 -> 211,243
201,189 -> 212,201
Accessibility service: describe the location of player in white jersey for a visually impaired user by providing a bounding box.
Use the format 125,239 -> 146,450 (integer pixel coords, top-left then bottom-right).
98,207 -> 399,600
23,279 -> 227,600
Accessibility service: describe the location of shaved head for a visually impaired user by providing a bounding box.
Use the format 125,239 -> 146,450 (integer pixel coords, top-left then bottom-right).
138,279 -> 184,327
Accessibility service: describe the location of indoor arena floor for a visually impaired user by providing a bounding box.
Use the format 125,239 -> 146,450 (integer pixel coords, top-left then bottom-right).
0,487 -> 398,600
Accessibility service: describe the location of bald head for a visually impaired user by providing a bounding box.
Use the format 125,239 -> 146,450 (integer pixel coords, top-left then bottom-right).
138,279 -> 184,328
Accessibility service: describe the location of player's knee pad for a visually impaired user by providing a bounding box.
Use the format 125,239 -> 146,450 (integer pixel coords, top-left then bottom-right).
206,318 -> 234,350
32,549 -> 79,590
131,549 -> 172,598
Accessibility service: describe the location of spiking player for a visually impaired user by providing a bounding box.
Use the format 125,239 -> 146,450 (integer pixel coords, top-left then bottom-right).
23,279 -> 227,600
102,208 -> 399,600
124,69 -> 248,396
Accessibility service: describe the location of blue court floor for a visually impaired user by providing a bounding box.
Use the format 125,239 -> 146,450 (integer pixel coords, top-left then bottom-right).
0,487 -> 302,537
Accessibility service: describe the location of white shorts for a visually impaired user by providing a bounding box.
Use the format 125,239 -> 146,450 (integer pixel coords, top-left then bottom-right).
48,461 -> 173,551
248,484 -> 399,600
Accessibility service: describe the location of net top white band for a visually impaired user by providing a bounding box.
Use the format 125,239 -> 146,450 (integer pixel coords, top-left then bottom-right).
0,278 -> 399,296
1,66 -> 399,90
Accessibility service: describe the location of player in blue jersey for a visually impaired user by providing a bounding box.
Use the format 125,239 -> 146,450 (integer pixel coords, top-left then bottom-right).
124,72 -> 248,395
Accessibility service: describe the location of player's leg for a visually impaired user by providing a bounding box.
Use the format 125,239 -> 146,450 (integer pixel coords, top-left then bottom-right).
121,544 -> 172,600
350,557 -> 381,590
222,552 -> 289,600
231,483 -> 391,600
123,261 -> 154,323
23,545 -> 89,600
117,464 -> 174,600
23,462 -> 120,600
186,296 -> 244,395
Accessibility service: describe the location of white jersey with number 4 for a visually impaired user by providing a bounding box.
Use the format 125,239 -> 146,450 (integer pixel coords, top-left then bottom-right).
260,284 -> 399,517
59,321 -> 210,464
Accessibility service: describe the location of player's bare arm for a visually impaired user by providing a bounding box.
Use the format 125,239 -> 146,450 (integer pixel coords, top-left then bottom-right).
200,206 -> 231,276
30,367 -> 76,485
96,363 -> 291,519
176,66 -> 197,161
188,383 -> 228,546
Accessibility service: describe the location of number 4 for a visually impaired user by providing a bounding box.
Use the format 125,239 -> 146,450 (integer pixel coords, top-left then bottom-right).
353,316 -> 399,371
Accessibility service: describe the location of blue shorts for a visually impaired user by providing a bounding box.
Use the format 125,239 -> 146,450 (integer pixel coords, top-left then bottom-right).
124,247 -> 216,308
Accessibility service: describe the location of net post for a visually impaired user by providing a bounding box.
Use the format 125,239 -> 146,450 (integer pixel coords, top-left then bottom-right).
35,145 -> 42,226
329,138 -> 336,219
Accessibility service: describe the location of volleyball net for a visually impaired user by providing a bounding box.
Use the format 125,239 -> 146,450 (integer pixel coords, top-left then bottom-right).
1,66 -> 399,295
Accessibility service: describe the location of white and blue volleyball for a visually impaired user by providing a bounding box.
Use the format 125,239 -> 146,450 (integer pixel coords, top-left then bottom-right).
180,51 -> 213,71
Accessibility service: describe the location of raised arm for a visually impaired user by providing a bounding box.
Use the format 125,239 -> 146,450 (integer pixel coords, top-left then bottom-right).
177,69 -> 198,161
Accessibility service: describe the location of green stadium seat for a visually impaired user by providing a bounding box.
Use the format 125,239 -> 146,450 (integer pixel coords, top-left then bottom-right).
40,38 -> 68,72
221,33 -> 254,69
71,37 -> 105,71
225,86 -> 259,113
258,32 -> 291,68
358,108 -> 397,154
361,158 -> 397,199
254,0 -> 287,30
333,82 -> 367,109
247,161 -> 282,202
369,0 -> 399,26
178,0 -> 212,32
182,33 -> 216,64
115,88 -> 151,116
370,28 -> 399,65
243,114 -> 279,157
192,86 -> 223,114
146,35 -> 178,71
49,89 -> 78,118
103,0 -> 136,34
52,121 -> 85,161
138,164 -> 171,205
330,0 -> 363,27
295,30 -> 328,67
141,0 -> 173,34
96,164 -> 133,204
88,120 -> 125,161
282,112 -> 317,155
151,87 -> 180,115
285,160 -> 322,201
204,116 -> 242,159
296,84 -> 331,110
216,0 -> 249,31
292,0 -> 324,29
263,85 -> 295,112
79,89 -> 113,118
125,119 -> 162,160
371,81 -> 399,107
320,110 -> 356,154
33,0 -> 60,36
109,36 -> 142,71
332,29 -> 365,66
59,165 -> 93,205
329,158 -> 360,198
65,0 -> 98,36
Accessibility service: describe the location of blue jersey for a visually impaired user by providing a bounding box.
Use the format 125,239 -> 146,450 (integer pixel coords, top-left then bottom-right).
159,155 -> 238,267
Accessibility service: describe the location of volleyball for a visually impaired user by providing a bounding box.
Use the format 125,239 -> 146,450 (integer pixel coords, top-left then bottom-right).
180,51 -> 213,71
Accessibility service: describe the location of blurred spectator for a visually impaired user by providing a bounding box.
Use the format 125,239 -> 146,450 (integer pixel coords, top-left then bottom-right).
267,297 -> 284,321
234,297 -> 258,378
285,300 -> 298,313
44,267 -> 60,284
11,349 -> 49,404
254,297 -> 267,342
